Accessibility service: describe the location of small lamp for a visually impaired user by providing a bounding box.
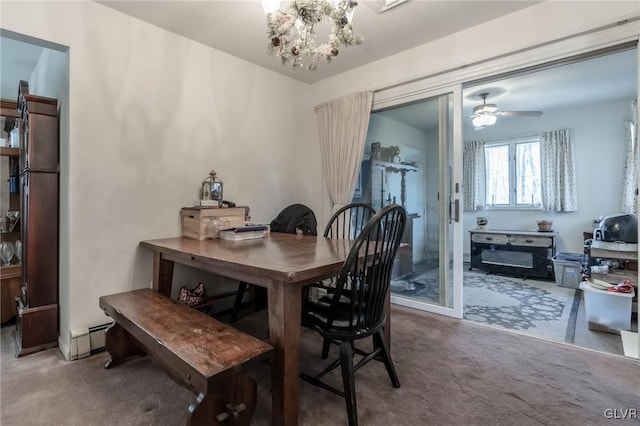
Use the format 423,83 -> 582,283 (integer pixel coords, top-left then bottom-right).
201,169 -> 224,207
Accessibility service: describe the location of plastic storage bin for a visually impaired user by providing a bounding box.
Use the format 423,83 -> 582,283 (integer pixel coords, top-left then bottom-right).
579,281 -> 635,334
552,252 -> 587,289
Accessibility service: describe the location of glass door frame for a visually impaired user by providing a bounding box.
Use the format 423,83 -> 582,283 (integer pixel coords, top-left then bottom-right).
374,84 -> 464,318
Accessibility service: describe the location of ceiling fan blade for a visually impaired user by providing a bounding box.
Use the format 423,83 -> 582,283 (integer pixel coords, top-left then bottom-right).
497,110 -> 543,117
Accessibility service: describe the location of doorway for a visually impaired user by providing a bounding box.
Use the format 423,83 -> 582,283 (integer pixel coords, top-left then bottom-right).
0,33 -> 68,354
354,86 -> 464,318
362,45 -> 638,358
459,46 -> 638,357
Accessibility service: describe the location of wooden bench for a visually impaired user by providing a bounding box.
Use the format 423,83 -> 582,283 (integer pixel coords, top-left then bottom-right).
99,288 -> 273,426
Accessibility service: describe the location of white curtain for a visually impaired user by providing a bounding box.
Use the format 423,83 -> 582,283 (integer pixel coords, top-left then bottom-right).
315,91 -> 373,213
621,99 -> 638,215
463,140 -> 486,211
540,128 -> 578,212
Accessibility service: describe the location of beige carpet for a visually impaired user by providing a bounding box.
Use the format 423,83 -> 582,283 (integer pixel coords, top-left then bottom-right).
1,306 -> 639,425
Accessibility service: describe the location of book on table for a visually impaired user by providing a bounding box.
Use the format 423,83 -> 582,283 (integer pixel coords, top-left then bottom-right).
219,225 -> 268,241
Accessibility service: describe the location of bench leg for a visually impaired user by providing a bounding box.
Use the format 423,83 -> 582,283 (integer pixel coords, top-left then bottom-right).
103,322 -> 145,369
187,372 -> 257,426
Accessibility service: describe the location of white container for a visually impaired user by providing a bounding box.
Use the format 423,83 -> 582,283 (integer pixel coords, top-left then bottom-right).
579,281 -> 634,334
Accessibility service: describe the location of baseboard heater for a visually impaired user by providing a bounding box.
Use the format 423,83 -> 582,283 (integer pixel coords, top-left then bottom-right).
70,322 -> 112,360
89,322 -> 111,352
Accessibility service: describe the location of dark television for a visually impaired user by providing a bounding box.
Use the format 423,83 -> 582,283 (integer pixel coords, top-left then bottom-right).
595,214 -> 638,243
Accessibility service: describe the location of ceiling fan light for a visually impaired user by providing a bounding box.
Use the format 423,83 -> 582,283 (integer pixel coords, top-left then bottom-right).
472,114 -> 497,128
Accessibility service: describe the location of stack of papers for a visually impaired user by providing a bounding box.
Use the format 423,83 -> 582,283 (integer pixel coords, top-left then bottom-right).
219,225 -> 268,241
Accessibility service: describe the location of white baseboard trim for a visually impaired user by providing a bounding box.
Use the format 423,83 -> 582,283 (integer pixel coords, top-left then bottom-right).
69,328 -> 90,360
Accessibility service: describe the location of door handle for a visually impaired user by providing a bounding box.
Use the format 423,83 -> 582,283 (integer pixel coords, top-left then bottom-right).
454,199 -> 460,223
449,199 -> 460,223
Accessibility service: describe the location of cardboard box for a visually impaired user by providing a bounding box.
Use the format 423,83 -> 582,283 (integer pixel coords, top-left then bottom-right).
181,207 -> 245,240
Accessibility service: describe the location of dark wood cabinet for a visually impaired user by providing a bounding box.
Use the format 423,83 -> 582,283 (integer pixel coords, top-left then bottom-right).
21,172 -> 59,307
469,229 -> 557,280
14,81 -> 59,356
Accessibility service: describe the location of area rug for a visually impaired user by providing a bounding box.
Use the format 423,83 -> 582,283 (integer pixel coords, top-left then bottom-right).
392,269 -> 580,343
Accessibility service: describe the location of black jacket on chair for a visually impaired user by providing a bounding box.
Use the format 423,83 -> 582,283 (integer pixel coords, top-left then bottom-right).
270,204 -> 317,235
230,203 -> 316,323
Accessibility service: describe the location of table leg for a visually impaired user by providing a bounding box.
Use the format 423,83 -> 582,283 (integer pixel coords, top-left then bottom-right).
152,252 -> 174,297
268,283 -> 302,426
103,322 -> 144,369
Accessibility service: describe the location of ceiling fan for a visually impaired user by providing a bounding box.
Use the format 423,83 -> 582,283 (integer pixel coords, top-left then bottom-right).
470,92 -> 543,129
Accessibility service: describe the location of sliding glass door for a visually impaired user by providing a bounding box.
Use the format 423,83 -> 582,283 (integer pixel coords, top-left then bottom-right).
357,85 -> 463,318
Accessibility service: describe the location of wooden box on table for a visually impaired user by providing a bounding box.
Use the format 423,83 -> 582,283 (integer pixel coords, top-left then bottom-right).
181,207 -> 246,240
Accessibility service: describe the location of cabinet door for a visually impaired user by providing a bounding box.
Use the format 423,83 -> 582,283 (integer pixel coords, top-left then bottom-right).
21,172 -> 58,307
21,111 -> 59,172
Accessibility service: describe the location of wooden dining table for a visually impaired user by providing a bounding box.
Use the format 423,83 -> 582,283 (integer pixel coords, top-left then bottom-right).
139,233 -> 392,426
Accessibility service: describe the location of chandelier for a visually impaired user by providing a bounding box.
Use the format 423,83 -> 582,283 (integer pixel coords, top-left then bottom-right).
262,0 -> 363,71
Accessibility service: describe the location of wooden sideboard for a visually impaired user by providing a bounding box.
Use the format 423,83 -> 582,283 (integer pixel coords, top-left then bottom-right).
469,229 -> 557,280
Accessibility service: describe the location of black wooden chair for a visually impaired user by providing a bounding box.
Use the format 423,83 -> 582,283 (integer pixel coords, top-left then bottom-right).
324,203 -> 376,240
310,202 -> 376,358
230,204 -> 317,323
300,204 -> 406,426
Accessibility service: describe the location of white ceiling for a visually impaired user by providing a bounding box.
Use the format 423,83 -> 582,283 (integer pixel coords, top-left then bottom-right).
94,0 -> 540,85
1,1 -> 636,133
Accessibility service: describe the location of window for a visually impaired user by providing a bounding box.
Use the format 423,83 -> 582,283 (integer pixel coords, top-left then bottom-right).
485,137 -> 541,208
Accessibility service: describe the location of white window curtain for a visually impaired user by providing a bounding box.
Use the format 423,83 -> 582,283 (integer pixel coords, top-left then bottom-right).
540,128 -> 578,212
315,91 -> 373,213
621,100 -> 638,215
463,140 -> 486,211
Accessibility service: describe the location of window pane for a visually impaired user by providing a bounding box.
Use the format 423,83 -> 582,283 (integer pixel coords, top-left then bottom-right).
515,142 -> 541,205
485,145 -> 510,205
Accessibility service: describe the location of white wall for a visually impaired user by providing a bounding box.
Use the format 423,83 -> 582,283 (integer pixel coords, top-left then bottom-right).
462,96 -> 636,255
1,0 -> 314,358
